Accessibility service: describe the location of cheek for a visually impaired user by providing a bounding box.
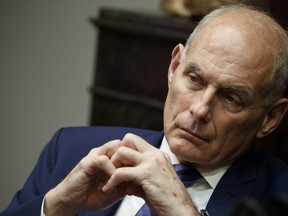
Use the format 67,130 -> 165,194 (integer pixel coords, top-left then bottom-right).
214,112 -> 264,150
163,94 -> 175,128
164,89 -> 190,121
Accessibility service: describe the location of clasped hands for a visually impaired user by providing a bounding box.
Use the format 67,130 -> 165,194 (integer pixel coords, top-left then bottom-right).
44,133 -> 199,216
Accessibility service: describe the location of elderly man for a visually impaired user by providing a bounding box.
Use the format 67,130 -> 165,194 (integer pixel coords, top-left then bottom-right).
2,4 -> 288,216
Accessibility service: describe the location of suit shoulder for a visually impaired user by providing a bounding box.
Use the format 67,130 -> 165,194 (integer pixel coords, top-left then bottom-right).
253,151 -> 288,197
239,151 -> 288,176
58,126 -> 160,138
255,151 -> 288,172
51,126 -> 162,149
43,126 -> 163,171
229,151 -> 288,184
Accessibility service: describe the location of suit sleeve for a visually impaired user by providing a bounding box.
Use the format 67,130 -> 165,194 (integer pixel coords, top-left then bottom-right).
0,129 -> 63,216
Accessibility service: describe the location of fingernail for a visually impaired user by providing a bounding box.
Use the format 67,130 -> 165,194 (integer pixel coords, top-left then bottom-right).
102,184 -> 109,192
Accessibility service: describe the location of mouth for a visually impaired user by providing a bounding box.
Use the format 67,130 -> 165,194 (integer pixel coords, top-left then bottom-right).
179,127 -> 209,142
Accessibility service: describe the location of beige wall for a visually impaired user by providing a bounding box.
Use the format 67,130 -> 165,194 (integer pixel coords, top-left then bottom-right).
0,0 -> 159,210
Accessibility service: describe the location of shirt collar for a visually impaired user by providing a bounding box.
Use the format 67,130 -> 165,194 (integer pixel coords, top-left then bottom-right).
160,136 -> 230,189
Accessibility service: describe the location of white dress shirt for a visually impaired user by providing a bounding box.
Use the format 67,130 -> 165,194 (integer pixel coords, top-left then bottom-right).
41,136 -> 230,216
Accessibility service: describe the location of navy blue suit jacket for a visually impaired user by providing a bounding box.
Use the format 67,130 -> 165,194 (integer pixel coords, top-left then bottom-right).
1,126 -> 288,216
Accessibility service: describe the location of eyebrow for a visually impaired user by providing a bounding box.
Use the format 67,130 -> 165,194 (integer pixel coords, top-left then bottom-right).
185,62 -> 203,75
221,85 -> 253,100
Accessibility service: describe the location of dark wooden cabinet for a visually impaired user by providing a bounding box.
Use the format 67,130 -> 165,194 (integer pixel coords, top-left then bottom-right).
89,7 -> 288,163
90,8 -> 198,130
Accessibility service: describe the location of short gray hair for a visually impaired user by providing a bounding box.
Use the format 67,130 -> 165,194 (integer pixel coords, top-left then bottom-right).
181,4 -> 288,106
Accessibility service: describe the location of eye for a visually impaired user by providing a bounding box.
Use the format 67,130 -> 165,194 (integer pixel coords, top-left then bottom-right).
221,92 -> 242,107
188,73 -> 203,85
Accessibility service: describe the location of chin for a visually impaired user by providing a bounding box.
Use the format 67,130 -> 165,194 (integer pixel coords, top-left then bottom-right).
171,142 -> 203,162
170,135 -> 200,151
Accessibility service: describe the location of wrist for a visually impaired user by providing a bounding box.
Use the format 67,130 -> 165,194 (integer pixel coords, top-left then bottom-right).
171,205 -> 200,216
167,197 -> 201,216
44,188 -> 78,216
155,201 -> 200,216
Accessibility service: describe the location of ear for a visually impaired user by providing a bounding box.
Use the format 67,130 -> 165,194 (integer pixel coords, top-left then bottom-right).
256,98 -> 288,138
168,44 -> 184,86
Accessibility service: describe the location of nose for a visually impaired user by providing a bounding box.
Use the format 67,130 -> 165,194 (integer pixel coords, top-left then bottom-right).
189,88 -> 215,121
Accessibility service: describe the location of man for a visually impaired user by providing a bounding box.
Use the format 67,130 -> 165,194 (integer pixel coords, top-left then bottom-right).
2,4 -> 288,216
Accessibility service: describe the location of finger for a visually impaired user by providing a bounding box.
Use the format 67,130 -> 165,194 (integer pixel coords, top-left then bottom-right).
92,139 -> 123,158
122,133 -> 156,153
94,155 -> 117,176
102,166 -> 141,192
110,146 -> 142,168
122,134 -> 171,163
82,140 -> 122,177
79,154 -> 116,177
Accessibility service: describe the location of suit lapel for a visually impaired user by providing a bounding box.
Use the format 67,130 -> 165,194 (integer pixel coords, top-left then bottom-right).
206,152 -> 259,216
144,130 -> 164,148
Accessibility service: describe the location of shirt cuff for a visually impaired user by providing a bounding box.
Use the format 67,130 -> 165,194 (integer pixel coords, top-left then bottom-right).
41,196 -> 46,216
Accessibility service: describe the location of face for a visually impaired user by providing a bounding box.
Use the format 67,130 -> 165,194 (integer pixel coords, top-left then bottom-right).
163,24 -> 276,169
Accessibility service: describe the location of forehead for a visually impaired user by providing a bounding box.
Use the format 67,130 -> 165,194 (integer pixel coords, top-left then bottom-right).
191,24 -> 272,69
184,23 -> 275,94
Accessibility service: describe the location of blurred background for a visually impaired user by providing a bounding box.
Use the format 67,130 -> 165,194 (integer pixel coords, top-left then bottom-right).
1,0 -> 287,211
0,0 -> 158,210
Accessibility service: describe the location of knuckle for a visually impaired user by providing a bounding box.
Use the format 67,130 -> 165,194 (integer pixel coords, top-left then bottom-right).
95,155 -> 109,165
117,146 -> 129,155
88,147 -> 99,156
123,133 -> 134,140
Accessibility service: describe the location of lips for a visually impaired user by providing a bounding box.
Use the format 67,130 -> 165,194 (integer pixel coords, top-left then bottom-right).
179,127 -> 209,142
